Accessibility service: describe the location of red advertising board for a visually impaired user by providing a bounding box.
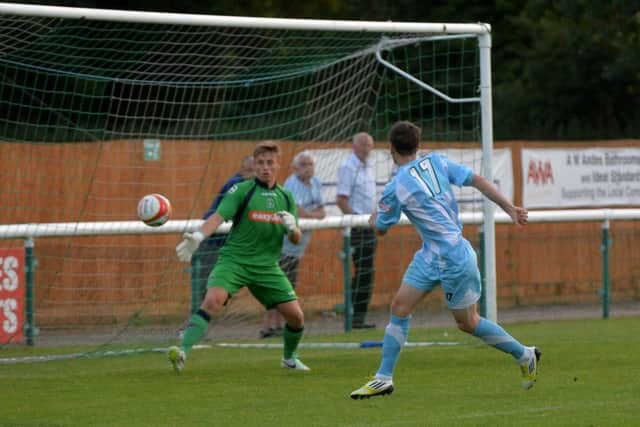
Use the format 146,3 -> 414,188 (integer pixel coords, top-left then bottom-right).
0,248 -> 24,344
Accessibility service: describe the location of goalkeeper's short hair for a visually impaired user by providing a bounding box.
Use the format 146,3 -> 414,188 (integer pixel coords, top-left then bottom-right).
254,140 -> 280,158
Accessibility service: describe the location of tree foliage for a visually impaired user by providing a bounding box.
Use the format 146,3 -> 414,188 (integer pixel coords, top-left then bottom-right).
495,1 -> 640,139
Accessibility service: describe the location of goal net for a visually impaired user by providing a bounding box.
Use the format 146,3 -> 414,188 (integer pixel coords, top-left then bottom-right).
0,4 -> 493,353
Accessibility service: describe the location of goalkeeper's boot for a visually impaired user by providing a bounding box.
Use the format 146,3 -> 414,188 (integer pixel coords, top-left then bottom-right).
350,377 -> 394,399
520,347 -> 541,389
281,357 -> 310,371
168,345 -> 186,373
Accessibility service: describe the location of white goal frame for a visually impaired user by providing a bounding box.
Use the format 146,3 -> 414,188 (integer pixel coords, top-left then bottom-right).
0,2 -> 497,319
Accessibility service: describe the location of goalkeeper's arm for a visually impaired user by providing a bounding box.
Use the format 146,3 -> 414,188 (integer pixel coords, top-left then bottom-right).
278,211 -> 302,244
176,212 -> 226,262
287,226 -> 302,244
201,212 -> 226,237
187,211 -> 226,245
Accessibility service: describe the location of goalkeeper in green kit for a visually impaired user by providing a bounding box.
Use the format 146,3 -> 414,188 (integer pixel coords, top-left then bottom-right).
170,141 -> 310,372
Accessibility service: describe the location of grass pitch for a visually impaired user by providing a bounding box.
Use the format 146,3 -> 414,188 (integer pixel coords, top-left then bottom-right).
1,317 -> 639,427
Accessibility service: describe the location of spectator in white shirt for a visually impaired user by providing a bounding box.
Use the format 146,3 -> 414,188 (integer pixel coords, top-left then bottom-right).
336,132 -> 378,329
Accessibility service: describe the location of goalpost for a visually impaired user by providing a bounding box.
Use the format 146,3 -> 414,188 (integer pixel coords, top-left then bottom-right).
0,3 -> 496,349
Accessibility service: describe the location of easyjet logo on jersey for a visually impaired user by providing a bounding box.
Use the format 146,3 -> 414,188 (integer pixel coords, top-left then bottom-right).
249,210 -> 283,223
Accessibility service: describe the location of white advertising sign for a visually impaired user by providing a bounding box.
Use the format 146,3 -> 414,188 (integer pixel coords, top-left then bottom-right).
306,148 -> 513,216
522,148 -> 640,208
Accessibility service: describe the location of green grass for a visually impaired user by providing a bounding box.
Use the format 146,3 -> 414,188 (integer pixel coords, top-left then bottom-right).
1,318 -> 640,426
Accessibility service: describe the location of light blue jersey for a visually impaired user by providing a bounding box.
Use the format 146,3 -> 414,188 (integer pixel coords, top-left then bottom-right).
370,150 -> 531,384
281,174 -> 324,258
376,153 -> 479,308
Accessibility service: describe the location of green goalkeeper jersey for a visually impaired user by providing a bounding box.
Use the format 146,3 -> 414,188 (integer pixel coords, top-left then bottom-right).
216,178 -> 298,266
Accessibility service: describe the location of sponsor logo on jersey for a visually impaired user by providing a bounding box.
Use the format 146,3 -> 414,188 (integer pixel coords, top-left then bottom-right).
249,210 -> 282,223
228,184 -> 238,194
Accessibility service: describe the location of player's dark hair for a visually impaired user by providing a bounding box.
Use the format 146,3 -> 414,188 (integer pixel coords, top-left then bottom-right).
254,140 -> 280,158
389,121 -> 421,155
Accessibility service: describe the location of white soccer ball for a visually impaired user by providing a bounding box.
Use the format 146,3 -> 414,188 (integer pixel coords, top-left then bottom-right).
137,193 -> 172,227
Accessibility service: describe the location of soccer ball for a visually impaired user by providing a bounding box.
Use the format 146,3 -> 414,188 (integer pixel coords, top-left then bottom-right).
137,193 -> 172,227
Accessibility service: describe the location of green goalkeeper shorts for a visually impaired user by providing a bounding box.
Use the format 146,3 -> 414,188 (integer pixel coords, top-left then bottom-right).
208,257 -> 297,309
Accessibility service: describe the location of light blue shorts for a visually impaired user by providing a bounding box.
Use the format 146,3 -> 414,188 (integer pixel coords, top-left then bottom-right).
402,240 -> 481,309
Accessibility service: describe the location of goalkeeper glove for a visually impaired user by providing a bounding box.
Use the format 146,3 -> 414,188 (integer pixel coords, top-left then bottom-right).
277,211 -> 298,235
176,231 -> 204,262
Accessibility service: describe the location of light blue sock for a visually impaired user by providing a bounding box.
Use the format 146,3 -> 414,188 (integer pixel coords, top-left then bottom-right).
376,314 -> 410,379
472,317 -> 525,360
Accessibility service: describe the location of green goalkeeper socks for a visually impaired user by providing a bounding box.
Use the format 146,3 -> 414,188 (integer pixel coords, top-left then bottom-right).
283,324 -> 304,359
181,309 -> 210,356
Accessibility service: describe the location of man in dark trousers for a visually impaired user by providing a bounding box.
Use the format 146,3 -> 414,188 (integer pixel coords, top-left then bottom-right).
336,132 -> 378,329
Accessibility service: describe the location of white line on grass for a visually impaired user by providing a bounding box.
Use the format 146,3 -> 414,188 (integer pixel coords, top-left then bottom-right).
0,341 -> 461,364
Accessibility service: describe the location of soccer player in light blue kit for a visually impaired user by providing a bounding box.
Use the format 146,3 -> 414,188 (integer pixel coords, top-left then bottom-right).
351,121 -> 540,399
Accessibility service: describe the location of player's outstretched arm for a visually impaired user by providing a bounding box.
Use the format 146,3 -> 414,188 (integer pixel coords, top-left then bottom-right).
176,212 -> 226,262
200,212 -> 226,238
470,175 -> 528,226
